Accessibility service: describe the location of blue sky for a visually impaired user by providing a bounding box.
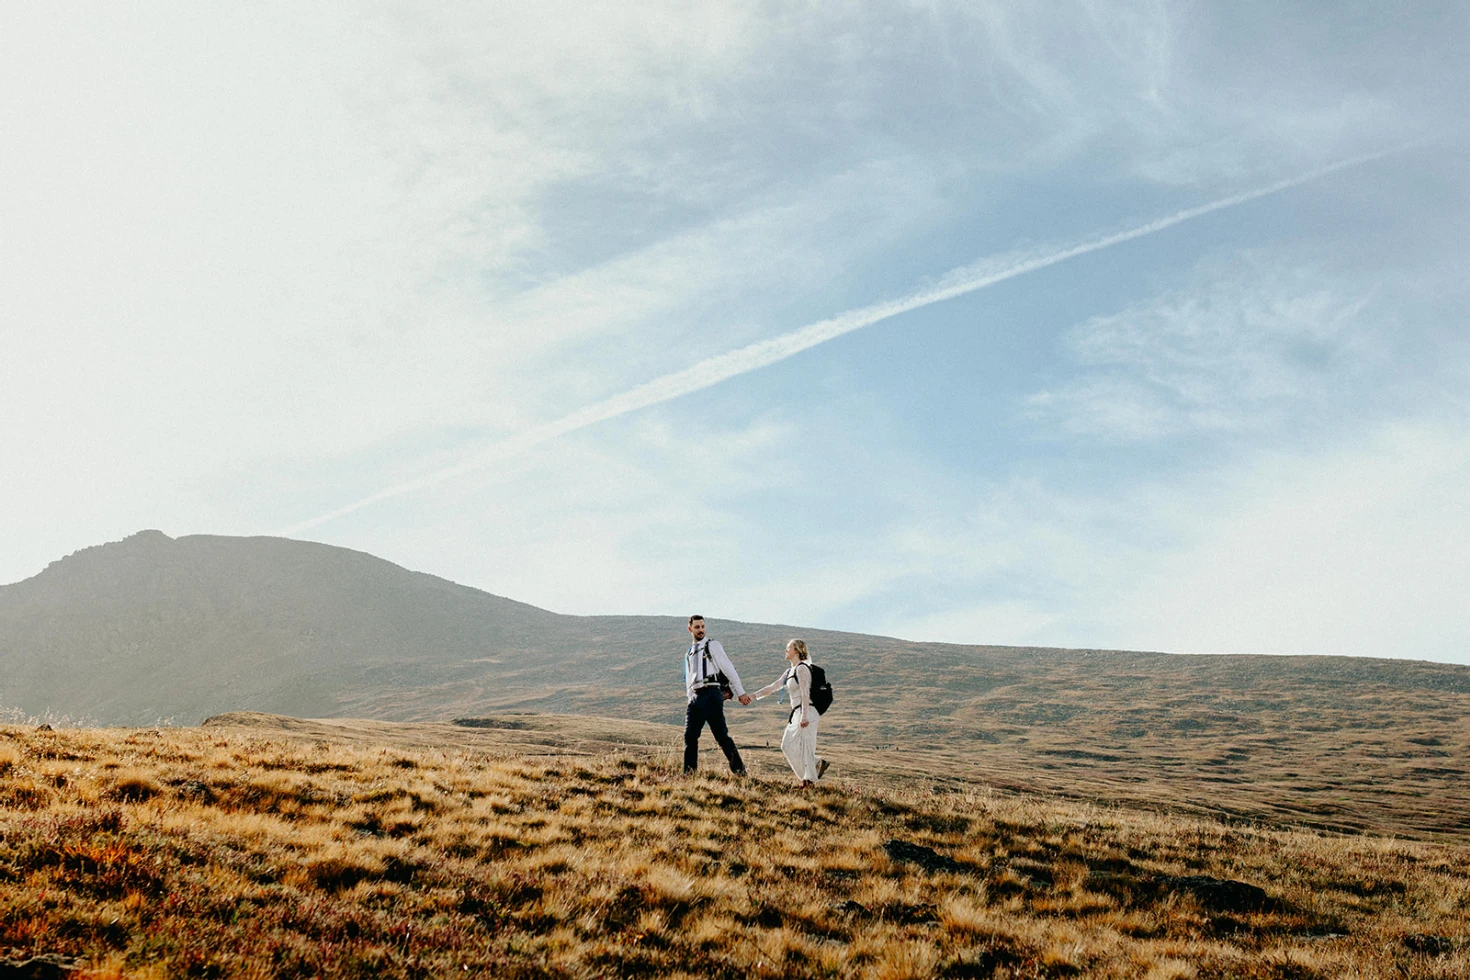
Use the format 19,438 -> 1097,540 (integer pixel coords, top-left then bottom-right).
4,3 -> 1468,662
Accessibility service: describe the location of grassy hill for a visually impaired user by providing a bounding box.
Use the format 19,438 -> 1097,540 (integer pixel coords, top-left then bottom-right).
0,530 -> 589,724
1,715 -> 1466,979
5,530 -> 1469,841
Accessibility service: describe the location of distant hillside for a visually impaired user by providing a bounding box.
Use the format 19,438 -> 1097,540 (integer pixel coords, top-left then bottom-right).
4,530 -> 1470,837
0,529 -> 1052,725
0,530 -> 583,724
0,530 -> 919,725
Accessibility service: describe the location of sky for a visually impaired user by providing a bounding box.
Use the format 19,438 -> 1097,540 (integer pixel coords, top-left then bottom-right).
3,2 -> 1469,664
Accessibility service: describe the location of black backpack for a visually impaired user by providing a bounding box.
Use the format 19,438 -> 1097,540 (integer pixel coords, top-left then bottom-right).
797,661 -> 834,715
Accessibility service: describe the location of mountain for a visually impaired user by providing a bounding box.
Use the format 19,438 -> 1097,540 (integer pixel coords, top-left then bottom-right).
0,529 -> 1067,725
4,530 -> 1470,837
0,529 -> 910,724
1,529 -> 621,724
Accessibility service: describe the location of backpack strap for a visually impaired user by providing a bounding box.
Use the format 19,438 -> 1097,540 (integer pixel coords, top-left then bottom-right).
792,661 -> 813,707
692,640 -> 727,688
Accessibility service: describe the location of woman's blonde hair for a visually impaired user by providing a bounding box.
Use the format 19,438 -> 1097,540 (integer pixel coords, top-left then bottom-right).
787,639 -> 809,661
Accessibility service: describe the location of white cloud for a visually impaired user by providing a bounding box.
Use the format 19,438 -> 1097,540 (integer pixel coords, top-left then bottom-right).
482,156 -> 951,391
319,409 -> 802,617
1025,254 -> 1381,440
708,413 -> 1465,668
844,418 -> 1470,664
1110,420 -> 1470,661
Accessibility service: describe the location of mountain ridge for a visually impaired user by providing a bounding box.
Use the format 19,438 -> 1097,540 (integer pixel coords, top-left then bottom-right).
6,529 -> 1470,728
0,529 -> 1076,725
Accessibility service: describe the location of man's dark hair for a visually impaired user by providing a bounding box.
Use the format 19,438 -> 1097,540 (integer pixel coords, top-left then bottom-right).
688,614 -> 704,626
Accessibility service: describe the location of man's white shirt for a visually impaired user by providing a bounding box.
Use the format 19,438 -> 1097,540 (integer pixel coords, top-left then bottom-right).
685,639 -> 746,701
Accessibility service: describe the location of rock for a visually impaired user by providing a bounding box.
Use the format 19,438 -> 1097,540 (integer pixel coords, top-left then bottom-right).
1163,875 -> 1272,913
885,902 -> 939,924
1403,934 -> 1457,955
173,780 -> 215,802
882,839 -> 966,874
0,954 -> 84,979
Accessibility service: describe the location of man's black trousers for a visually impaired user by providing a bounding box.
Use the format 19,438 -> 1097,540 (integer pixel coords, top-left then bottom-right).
684,686 -> 745,774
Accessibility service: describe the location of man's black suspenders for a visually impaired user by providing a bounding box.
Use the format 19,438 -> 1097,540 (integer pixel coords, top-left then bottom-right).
691,640 -> 733,700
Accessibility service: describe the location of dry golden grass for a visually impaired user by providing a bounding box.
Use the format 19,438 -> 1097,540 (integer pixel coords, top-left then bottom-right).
714,658 -> 1470,843
1,717 -> 1467,979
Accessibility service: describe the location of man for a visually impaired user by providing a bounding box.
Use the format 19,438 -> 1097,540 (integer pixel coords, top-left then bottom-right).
683,614 -> 752,775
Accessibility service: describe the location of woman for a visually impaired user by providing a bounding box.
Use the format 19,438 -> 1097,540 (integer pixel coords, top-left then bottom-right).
752,639 -> 829,788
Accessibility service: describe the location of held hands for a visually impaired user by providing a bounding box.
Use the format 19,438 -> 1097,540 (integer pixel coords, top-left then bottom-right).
738,694 -> 752,706
800,719 -> 809,727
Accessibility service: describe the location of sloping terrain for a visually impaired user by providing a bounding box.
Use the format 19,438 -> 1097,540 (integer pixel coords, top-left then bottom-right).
1,717 -> 1467,979
0,530 -> 588,724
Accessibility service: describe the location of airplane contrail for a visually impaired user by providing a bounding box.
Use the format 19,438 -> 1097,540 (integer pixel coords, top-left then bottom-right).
277,144 -> 1412,536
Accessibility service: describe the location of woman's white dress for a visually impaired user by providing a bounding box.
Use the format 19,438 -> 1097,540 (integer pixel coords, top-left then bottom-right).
755,662 -> 823,782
